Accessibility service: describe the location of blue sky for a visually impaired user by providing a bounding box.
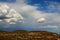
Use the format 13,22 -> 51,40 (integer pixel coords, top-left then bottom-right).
0,0 -> 16,2
27,0 -> 60,13
0,0 -> 60,34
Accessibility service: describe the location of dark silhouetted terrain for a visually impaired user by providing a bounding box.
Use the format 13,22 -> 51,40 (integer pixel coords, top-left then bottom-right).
0,30 -> 60,40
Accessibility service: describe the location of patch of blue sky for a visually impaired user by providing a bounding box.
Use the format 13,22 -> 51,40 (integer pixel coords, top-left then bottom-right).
26,0 -> 60,13
0,0 -> 16,2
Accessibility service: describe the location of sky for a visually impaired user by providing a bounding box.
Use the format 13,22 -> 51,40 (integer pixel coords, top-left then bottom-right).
0,0 -> 60,34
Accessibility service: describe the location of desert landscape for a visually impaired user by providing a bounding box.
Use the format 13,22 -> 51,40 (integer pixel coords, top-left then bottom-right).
0,30 -> 60,40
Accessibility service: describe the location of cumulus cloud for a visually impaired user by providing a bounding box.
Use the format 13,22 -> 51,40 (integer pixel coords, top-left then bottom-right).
0,4 -> 9,14
0,4 -> 24,25
5,8 -> 24,24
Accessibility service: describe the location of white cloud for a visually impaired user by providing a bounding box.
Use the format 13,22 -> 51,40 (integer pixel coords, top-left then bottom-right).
37,18 -> 46,23
21,5 -> 47,19
21,4 -> 60,28
0,4 -> 9,13
0,4 -> 24,25
6,8 -> 24,24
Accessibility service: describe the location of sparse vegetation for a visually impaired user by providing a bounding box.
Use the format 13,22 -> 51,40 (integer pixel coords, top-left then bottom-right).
0,30 -> 60,40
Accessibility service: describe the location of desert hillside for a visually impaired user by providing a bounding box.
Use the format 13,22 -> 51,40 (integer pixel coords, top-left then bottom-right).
0,30 -> 60,40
